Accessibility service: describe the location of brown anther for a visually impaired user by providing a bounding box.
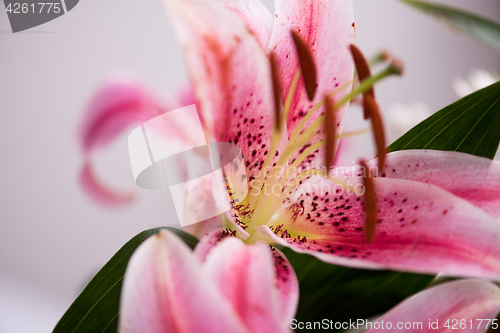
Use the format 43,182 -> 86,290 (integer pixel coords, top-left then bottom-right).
350,45 -> 389,171
389,58 -> 404,75
350,44 -> 374,120
360,160 -> 376,242
291,30 -> 317,101
380,50 -> 392,62
364,95 -> 386,172
370,50 -> 392,66
325,95 -> 337,170
270,52 -> 282,131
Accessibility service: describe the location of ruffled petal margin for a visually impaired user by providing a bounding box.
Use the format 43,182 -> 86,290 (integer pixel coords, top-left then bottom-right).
258,173 -> 500,280
366,279 -> 500,333
367,150 -> 500,218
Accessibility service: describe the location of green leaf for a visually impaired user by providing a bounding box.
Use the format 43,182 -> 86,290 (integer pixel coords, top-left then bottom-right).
400,0 -> 500,52
282,248 -> 433,332
388,81 -> 500,158
53,227 -> 198,333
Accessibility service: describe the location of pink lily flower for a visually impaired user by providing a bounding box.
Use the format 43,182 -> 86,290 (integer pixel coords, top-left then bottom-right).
364,279 -> 500,333
78,0 -> 500,280
118,228 -> 298,333
119,229 -> 500,333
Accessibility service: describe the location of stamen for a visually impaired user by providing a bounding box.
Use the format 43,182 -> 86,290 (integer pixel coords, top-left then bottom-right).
350,44 -> 374,120
324,95 -> 338,170
289,79 -> 355,145
270,52 -> 282,131
249,139 -> 325,225
350,45 -> 401,172
291,30 -> 318,101
275,127 -> 371,188
364,94 -> 387,172
258,141 -> 356,226
291,64 -> 402,152
369,50 -> 391,67
254,64 -> 400,216
282,70 -> 301,124
247,69 -> 300,208
246,58 -> 401,230
389,58 -> 404,75
338,128 -> 371,139
360,160 -> 376,242
350,45 -> 372,88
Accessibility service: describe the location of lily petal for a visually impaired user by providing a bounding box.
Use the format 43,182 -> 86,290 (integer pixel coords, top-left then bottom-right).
119,229 -> 248,333
164,0 -> 288,183
367,150 -> 500,218
182,172 -> 222,228
193,229 -> 298,322
259,174 -> 500,280
193,228 -> 237,262
270,246 -> 299,323
268,0 -> 355,139
366,279 -> 500,333
181,215 -> 223,240
203,237 -> 297,333
78,79 -> 162,205
79,79 -> 161,154
217,0 -> 273,49
79,79 -> 200,206
80,162 -> 135,206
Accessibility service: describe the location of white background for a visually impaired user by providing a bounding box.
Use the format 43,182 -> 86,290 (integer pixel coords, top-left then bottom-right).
0,0 -> 499,332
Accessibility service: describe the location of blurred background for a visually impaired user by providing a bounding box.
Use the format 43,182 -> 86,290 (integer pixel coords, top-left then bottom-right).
0,0 -> 499,331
